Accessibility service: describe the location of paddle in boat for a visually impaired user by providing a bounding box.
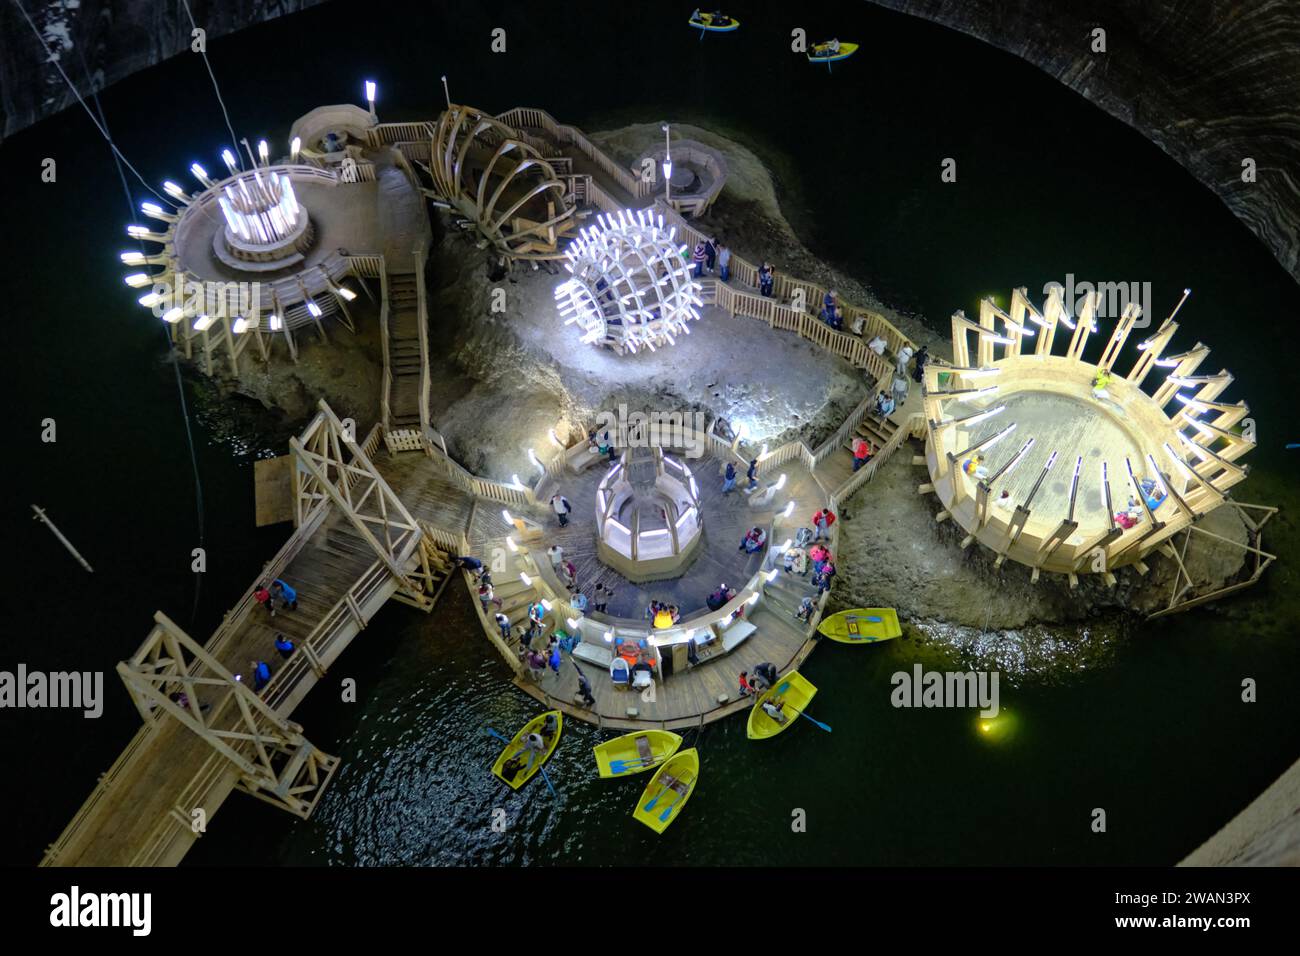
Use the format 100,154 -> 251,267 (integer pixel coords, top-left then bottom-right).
632,747 -> 699,834
747,670 -> 818,739
818,607 -> 902,644
594,730 -> 682,779
807,39 -> 859,68
491,710 -> 563,791
689,10 -> 740,34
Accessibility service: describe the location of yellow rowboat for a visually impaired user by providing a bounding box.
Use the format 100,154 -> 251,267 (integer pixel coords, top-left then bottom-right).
747,670 -> 818,739
594,730 -> 683,779
808,41 -> 859,63
491,710 -> 562,790
818,607 -> 902,644
632,748 -> 699,834
689,13 -> 740,32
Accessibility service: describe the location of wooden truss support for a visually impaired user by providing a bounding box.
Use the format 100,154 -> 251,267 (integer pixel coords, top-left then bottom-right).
290,400 -> 435,608
118,611 -> 340,819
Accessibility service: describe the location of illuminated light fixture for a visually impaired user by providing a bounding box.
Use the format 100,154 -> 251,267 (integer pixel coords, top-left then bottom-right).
161,307 -> 184,324
1144,453 -> 1170,498
548,428 -> 563,447
1177,431 -> 1210,461
365,80 -> 377,104
335,285 -> 357,302
528,448 -> 545,473
163,180 -> 190,203
778,538 -> 792,553
140,202 -> 175,223
761,443 -> 769,458
541,599 -> 553,611
123,273 -> 152,288
221,149 -> 239,174
137,291 -> 164,308
1163,442 -> 1198,480
774,473 -> 787,491
603,630 -> 613,643
567,617 -> 580,630
748,592 -> 760,606
290,136 -> 302,161
306,300 -> 322,317
766,568 -> 779,583
519,572 -> 532,587
781,501 -> 795,518
189,163 -> 213,187
218,171 -> 302,246
268,313 -> 283,331
554,209 -> 702,352
192,314 -> 216,332
501,509 -> 514,526
126,225 -> 166,242
1155,357 -> 1183,368
232,317 -> 251,334
258,140 -> 269,165
510,474 -> 524,489
506,536 -> 518,552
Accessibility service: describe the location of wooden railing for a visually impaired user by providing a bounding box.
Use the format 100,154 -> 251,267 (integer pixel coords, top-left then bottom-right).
414,249 -> 432,436
345,254 -> 385,278
378,269 -> 394,431
495,106 -> 653,200
368,121 -> 436,146
420,428 -> 534,507
834,410 -> 926,500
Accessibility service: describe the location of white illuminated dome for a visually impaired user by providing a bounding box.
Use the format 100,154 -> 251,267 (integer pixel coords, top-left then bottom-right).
554,209 -> 703,354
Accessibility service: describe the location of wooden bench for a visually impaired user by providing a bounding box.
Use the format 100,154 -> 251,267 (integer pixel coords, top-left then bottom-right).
573,641 -> 614,668
720,618 -> 757,652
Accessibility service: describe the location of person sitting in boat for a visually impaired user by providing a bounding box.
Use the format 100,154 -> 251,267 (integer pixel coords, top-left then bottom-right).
691,6 -> 702,22
541,713 -> 559,740
711,10 -> 731,25
815,38 -> 842,57
500,754 -> 525,783
761,696 -> 789,725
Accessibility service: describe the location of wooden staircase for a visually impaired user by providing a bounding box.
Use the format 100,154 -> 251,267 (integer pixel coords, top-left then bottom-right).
385,271 -> 424,431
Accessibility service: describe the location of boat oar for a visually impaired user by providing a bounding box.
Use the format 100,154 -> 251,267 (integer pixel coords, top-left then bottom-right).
771,683 -> 832,732
487,726 -> 559,796
609,755 -> 657,774
643,773 -> 674,812
658,780 -> 691,822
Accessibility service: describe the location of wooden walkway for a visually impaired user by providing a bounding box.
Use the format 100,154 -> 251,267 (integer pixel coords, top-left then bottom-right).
41,504 -> 434,866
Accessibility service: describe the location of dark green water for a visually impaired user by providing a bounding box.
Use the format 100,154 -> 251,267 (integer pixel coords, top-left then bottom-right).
3,0 -> 1296,865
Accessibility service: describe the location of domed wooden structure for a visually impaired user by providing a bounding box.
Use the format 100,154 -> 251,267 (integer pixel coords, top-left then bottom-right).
429,105 -> 577,260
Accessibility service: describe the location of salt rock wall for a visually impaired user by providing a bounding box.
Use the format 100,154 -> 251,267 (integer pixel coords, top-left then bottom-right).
869,0 -> 1300,285
0,0 -> 326,140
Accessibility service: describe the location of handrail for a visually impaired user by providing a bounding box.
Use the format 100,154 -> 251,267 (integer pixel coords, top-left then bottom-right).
378,269 -> 393,431
414,249 -> 432,435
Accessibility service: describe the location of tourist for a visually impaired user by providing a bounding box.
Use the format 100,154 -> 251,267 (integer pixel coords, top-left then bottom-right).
739,526 -> 768,554
796,595 -> 816,623
495,612 -> 513,642
761,697 -> 789,725
271,578 -> 298,612
255,583 -> 275,618
823,289 -> 838,317
812,507 -> 837,541
522,731 -> 548,772
453,555 -> 484,576
707,583 -> 734,610
808,543 -> 830,570
250,659 -> 272,693
911,345 -> 930,384
548,642 -> 562,676
571,589 -> 589,614
874,389 -> 896,418
668,604 -> 681,624
994,489 -> 1014,512
961,454 -> 990,481
169,690 -> 210,715
717,242 -> 731,282
550,493 -> 573,527
704,237 -> 717,274
897,342 -> 915,378
753,661 -> 778,688
891,372 -> 909,407
573,661 -> 596,707
829,307 -> 845,331
738,671 -> 753,697
653,604 -> 674,628
525,601 -> 546,646
1092,367 -> 1113,400
758,262 -> 775,297
749,669 -> 772,694
851,436 -> 874,472
814,560 -> 837,594
274,633 -> 295,659
722,460 -> 737,493
526,648 -> 547,681
546,544 -> 564,569
593,582 -> 610,613
783,544 -> 808,576
794,526 -> 815,548
563,559 -> 578,588
866,335 -> 888,356
746,458 -> 759,491
1116,509 -> 1140,530
480,581 -> 504,612
692,242 -> 706,277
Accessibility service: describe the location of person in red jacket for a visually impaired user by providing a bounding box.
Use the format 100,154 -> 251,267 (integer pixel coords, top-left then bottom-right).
812,507 -> 836,542
851,436 -> 874,472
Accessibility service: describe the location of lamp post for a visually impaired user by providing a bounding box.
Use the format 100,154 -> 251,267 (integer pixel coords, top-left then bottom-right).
661,123 -> 672,203
365,80 -> 377,120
